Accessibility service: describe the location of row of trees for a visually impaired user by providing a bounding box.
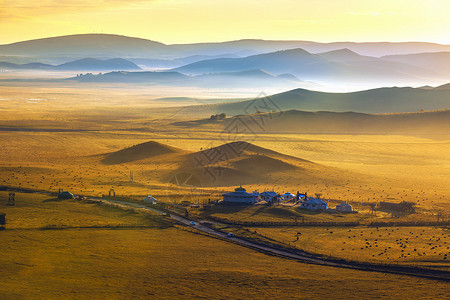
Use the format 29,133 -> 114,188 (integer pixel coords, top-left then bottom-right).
210,113 -> 226,120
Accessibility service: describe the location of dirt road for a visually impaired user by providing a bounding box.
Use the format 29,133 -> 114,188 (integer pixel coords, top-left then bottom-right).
90,197 -> 450,282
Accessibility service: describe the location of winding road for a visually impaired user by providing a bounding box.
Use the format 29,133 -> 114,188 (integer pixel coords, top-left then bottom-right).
90,197 -> 450,282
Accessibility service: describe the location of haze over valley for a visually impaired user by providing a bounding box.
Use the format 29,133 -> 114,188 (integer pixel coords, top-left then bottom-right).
1,1 -> 449,298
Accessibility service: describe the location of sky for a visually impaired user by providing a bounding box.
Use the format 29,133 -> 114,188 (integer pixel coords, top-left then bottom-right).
1,0 -> 449,45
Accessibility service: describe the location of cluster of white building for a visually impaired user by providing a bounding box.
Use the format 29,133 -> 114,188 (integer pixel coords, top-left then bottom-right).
222,186 -> 355,212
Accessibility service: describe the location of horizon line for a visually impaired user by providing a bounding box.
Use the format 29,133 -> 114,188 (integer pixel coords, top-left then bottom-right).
1,33 -> 449,46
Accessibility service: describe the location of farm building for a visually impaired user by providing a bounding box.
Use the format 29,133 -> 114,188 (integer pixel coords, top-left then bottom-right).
142,195 -> 157,204
300,198 -> 328,211
336,203 -> 353,212
58,191 -> 73,199
259,191 -> 278,202
379,201 -> 416,213
281,192 -> 295,200
222,186 -> 258,205
298,193 -> 307,200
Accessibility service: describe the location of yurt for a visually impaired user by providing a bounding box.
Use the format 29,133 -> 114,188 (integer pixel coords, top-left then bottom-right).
336,203 -> 353,212
222,186 -> 258,205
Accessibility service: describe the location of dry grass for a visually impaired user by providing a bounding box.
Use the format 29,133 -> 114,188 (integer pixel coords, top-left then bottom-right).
0,84 -> 449,298
0,192 -> 449,299
249,226 -> 450,267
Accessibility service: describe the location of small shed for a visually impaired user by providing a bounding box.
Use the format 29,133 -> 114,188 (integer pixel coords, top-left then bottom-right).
281,192 -> 295,200
142,195 -> 157,204
336,203 -> 353,212
260,191 -> 278,202
58,191 -> 73,199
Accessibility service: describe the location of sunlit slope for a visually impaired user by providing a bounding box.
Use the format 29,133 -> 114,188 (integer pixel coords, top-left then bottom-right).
101,141 -> 183,164
175,109 -> 450,134
176,87 -> 450,116
97,140 -> 351,187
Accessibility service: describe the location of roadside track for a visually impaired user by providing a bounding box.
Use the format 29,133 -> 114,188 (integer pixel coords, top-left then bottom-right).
90,197 -> 450,282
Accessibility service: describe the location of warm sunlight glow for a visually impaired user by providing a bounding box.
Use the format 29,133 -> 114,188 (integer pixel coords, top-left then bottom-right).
1,0 -> 449,44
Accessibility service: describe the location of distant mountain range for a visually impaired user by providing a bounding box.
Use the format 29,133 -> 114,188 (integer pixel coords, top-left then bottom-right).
1,34 -> 449,87
0,58 -> 141,71
174,109 -> 450,135
173,48 -> 442,83
1,33 -> 449,61
69,69 -> 300,88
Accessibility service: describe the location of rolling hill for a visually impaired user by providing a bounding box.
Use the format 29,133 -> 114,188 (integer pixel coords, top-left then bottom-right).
69,69 -> 300,88
435,83 -> 450,90
2,34 -> 450,62
98,140 -> 342,187
170,141 -> 320,186
171,39 -> 450,57
381,52 -> 450,76
172,48 -> 437,83
173,87 -> 450,116
0,58 -> 141,71
0,34 -> 171,61
101,141 -> 181,164
56,58 -> 141,71
71,71 -> 188,84
174,110 -> 450,135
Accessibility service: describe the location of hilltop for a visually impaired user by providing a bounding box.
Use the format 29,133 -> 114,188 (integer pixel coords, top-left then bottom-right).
68,68 -> 299,88
0,58 -> 141,71
169,141 -> 331,187
97,140 -> 345,187
2,33 -> 450,62
172,48 -> 436,83
101,141 -> 182,165
0,34 -> 170,61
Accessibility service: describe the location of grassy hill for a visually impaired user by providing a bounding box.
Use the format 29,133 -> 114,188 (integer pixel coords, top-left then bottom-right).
102,141 -> 182,164
0,58 -> 142,71
172,87 -> 450,117
172,48 -> 436,83
98,140 -> 344,187
69,69 -> 299,88
174,109 -> 450,135
166,141 -> 336,187
0,34 -> 170,60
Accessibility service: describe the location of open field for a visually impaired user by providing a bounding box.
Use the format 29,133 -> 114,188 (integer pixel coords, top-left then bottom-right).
244,226 -> 449,268
1,192 -> 449,299
0,83 -> 449,297
0,128 -> 448,211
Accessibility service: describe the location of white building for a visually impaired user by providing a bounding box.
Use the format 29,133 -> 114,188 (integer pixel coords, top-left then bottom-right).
142,195 -> 157,204
336,203 -> 353,212
259,191 -> 278,202
281,192 -> 295,201
300,198 -> 328,211
222,186 -> 258,205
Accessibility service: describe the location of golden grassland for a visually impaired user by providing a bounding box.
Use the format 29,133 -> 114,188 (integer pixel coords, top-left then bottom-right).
0,84 -> 449,297
192,203 -> 441,224
245,226 -> 449,267
0,129 -> 448,211
1,192 -> 449,299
